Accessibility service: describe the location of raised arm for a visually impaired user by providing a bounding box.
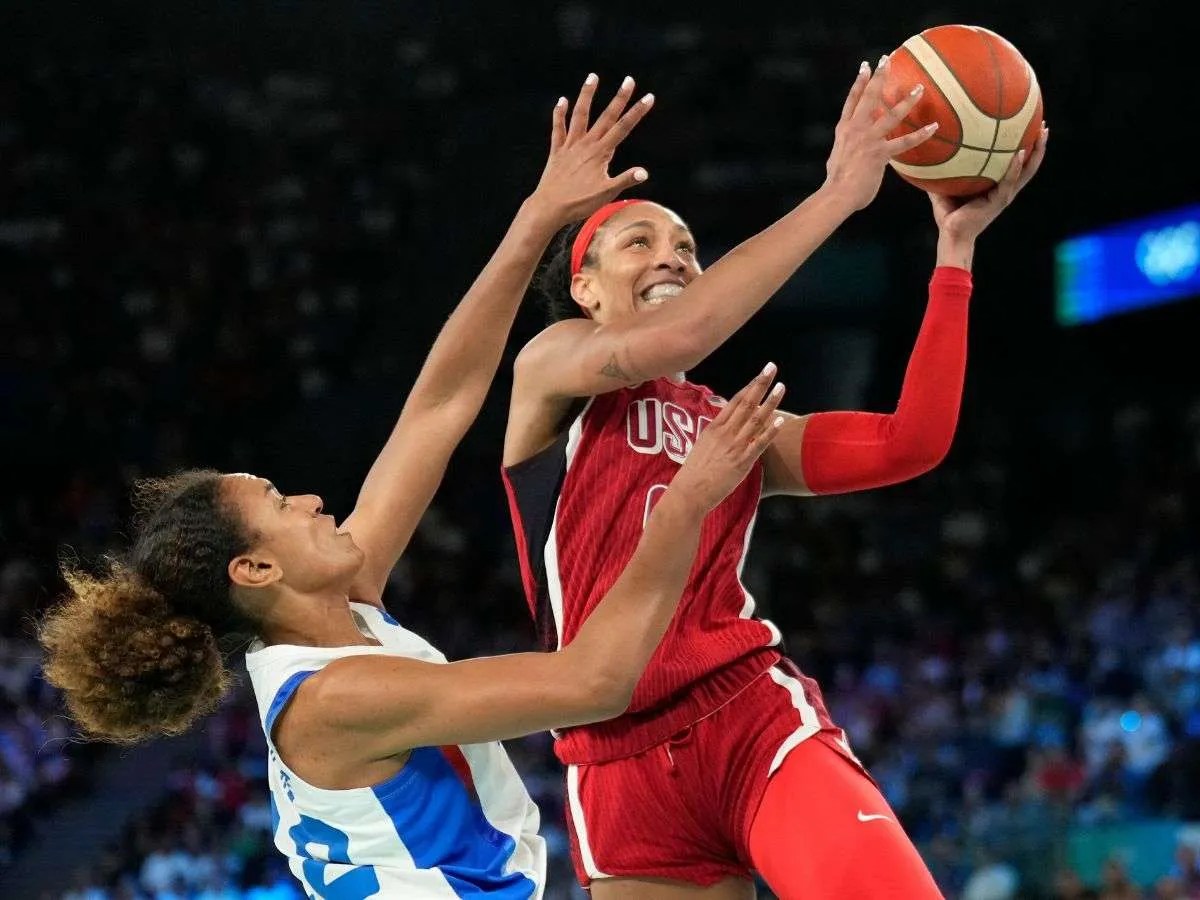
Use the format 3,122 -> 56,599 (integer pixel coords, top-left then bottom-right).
762,125 -> 1049,496
515,57 -> 937,401
292,367 -> 785,753
341,76 -> 655,603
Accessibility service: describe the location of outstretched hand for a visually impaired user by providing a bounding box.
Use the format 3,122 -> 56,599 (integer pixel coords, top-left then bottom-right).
528,74 -> 655,227
823,56 -> 940,213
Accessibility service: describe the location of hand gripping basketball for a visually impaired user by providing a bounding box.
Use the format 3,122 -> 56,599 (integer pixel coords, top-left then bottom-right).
929,123 -> 1049,241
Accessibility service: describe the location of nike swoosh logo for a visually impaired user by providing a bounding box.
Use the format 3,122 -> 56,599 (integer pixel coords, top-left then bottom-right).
857,811 -> 896,824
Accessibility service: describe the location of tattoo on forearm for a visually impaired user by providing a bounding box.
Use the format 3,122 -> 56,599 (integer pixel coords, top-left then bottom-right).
600,353 -> 632,381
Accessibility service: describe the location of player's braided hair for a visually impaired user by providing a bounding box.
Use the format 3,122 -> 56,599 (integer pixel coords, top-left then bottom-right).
533,219 -> 594,324
39,470 -> 258,744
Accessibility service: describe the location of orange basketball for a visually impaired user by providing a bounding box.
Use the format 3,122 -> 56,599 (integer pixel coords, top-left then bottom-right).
882,24 -> 1043,197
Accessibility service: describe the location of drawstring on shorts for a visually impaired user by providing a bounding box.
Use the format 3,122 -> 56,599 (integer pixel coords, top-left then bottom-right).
661,725 -> 694,776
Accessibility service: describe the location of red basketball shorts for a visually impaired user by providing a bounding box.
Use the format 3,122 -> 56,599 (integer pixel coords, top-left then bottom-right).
564,661 -> 943,898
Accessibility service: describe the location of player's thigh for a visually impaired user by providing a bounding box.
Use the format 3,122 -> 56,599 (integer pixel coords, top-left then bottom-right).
747,739 -> 943,900
591,875 -> 756,900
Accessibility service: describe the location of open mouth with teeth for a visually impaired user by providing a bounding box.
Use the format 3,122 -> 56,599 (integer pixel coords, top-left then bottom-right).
641,283 -> 685,306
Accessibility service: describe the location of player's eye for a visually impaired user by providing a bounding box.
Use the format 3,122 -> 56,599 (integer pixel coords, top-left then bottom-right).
627,235 -> 650,248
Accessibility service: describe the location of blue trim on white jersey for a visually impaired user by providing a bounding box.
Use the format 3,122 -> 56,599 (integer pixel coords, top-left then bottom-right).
372,747 -> 536,898
247,607 -> 545,898
266,669 -> 317,736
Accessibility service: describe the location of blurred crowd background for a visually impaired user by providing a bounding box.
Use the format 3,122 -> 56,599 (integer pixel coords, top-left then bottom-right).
1,0 -> 1195,897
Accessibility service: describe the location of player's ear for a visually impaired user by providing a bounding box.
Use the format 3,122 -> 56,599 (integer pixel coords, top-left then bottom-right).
571,272 -> 601,316
229,553 -> 282,589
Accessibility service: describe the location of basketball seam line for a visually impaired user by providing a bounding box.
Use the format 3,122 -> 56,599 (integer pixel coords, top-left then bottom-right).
895,30 -> 1029,184
920,29 -> 996,179
895,121 -> 1018,154
980,28 -> 1004,178
905,36 -> 964,157
912,34 -> 969,150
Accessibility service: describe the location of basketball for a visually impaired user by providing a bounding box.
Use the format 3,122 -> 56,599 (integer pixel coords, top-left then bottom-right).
882,24 -> 1043,197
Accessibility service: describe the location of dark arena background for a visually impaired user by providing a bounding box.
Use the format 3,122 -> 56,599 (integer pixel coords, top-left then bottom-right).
1,1 -> 1197,897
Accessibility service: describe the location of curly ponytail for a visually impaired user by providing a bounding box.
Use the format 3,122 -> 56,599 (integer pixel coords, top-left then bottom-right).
39,470 -> 257,744
40,564 -> 229,743
533,220 -> 591,324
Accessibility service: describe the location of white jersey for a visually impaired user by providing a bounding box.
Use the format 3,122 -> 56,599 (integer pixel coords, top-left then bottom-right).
245,602 -> 546,899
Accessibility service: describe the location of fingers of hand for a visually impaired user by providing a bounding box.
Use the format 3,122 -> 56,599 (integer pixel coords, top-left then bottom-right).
549,96 -> 568,152
840,60 -> 872,121
749,409 -> 786,456
1019,124 -> 1049,184
887,120 -> 938,156
606,166 -> 650,194
567,73 -> 599,139
602,92 -> 654,148
878,83 -> 924,132
720,362 -> 778,429
737,382 -> 786,449
743,363 -> 779,408
590,75 -> 637,139
1004,147 -> 1027,182
990,149 -> 1026,208
855,54 -> 890,116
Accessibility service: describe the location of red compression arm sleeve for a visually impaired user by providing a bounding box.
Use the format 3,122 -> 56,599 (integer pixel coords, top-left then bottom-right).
799,266 -> 972,495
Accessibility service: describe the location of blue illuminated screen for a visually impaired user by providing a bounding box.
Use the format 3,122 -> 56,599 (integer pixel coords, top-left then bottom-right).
1056,204 -> 1200,326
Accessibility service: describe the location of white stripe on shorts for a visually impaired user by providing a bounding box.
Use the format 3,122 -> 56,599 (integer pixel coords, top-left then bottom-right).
766,665 -> 823,775
566,764 -> 610,880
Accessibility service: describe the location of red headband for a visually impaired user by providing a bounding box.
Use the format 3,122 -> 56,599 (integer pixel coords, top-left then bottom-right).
570,199 -> 646,277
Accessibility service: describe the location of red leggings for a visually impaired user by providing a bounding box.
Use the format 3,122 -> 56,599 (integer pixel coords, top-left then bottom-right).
748,738 -> 945,899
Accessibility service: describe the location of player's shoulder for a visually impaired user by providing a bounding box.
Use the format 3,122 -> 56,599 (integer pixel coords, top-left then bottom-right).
515,318 -> 596,367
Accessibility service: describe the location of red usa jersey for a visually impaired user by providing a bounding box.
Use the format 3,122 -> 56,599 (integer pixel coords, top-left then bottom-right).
503,377 -> 836,764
